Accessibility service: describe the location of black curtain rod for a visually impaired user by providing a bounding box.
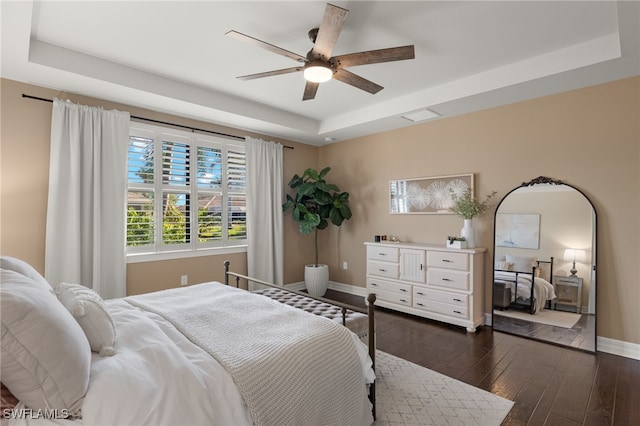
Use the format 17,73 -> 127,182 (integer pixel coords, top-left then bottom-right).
22,94 -> 294,149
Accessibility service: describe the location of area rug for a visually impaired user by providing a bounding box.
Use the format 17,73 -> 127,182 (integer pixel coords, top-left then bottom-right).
374,350 -> 514,425
493,308 -> 581,328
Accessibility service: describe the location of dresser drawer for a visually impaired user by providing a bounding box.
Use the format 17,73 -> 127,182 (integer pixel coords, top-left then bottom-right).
367,245 -> 399,262
427,251 -> 469,271
367,277 -> 411,296
413,287 -> 468,307
371,287 -> 412,307
427,269 -> 469,291
555,276 -> 580,286
413,299 -> 469,319
367,260 -> 399,279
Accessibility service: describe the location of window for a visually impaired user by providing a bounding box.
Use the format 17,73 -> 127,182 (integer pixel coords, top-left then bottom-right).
126,123 -> 246,260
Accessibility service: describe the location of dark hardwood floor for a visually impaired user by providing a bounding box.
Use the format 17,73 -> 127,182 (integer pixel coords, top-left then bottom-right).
493,311 -> 596,352
324,289 -> 640,426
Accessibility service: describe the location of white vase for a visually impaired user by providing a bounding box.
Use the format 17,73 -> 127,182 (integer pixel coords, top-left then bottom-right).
304,264 -> 329,297
460,219 -> 475,248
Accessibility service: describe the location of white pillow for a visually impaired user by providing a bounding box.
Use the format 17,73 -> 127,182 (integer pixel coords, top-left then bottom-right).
0,255 -> 52,290
505,255 -> 537,272
495,261 -> 512,271
0,269 -> 91,418
54,282 -> 117,356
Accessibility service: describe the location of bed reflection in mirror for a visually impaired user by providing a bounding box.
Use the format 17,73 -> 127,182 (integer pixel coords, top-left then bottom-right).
492,176 -> 596,353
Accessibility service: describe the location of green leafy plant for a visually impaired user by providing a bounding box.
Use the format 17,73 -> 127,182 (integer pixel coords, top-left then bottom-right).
449,188 -> 497,219
447,236 -> 466,243
282,167 -> 352,266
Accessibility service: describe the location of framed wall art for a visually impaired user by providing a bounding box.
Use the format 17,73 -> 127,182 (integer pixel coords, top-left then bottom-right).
495,213 -> 541,249
390,173 -> 474,214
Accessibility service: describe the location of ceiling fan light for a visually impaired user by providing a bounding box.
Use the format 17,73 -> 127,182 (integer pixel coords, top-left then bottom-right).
304,61 -> 333,83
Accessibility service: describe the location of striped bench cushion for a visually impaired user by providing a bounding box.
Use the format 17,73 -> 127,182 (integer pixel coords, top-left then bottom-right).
253,288 -> 369,339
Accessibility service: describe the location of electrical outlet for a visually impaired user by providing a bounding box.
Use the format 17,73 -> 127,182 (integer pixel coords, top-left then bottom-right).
343,261 -> 348,270
180,275 -> 188,286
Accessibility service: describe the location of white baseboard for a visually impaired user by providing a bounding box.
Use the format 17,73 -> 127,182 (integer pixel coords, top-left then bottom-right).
285,281 -> 305,291
329,281 -> 370,297
597,337 -> 640,360
330,282 -> 640,361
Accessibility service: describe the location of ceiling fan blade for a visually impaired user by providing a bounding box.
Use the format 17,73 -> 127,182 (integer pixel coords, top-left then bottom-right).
237,67 -> 303,81
311,4 -> 348,60
226,30 -> 307,62
303,81 -> 320,101
332,45 -> 415,68
333,69 -> 383,94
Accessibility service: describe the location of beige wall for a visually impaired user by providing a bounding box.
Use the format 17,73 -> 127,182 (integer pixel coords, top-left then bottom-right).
319,77 -> 639,345
2,76 -> 639,346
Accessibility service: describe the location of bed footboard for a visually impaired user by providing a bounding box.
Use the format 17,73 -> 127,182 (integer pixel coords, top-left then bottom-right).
223,260 -> 377,419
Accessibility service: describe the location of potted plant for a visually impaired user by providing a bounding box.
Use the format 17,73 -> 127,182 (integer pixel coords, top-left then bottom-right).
449,188 -> 497,248
446,236 -> 467,249
282,167 -> 352,296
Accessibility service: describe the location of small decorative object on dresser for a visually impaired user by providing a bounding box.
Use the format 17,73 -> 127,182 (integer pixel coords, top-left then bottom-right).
365,241 -> 486,332
446,236 -> 467,249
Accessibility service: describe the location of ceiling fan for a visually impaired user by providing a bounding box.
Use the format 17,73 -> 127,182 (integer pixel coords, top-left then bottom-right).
226,3 -> 415,101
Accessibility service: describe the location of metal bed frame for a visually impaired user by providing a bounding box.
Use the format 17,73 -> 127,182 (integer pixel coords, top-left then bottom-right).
494,257 -> 554,314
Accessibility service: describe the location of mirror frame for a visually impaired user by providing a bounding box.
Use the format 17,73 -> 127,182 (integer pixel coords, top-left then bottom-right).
491,176 -> 598,353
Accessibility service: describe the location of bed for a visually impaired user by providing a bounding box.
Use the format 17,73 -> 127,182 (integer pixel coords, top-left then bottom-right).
493,255 -> 556,314
0,256 -> 376,426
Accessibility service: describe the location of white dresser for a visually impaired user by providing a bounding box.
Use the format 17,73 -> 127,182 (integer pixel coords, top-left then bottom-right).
365,242 -> 486,332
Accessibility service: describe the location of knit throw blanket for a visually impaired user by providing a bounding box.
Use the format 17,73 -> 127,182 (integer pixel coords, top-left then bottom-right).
125,282 -> 372,426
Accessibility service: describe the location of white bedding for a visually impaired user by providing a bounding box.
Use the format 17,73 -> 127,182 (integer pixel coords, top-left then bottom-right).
9,284 -> 374,426
494,271 -> 556,313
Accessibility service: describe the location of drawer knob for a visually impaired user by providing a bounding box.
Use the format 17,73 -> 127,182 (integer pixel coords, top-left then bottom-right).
442,259 -> 452,263
453,298 -> 462,302
378,253 -> 387,256
416,292 -> 424,296
417,303 -> 424,307
379,268 -> 386,272
400,299 -> 408,303
400,288 -> 407,292
442,278 -> 452,282
453,310 -> 462,314
371,283 -> 378,286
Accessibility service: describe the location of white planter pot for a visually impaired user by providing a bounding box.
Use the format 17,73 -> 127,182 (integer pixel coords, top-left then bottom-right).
446,240 -> 467,249
304,264 -> 329,297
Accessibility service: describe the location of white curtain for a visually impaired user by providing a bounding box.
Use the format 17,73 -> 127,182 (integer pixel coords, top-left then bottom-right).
45,99 -> 130,299
246,137 -> 284,289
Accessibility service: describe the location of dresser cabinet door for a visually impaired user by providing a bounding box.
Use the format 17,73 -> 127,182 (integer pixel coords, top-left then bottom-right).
399,249 -> 425,283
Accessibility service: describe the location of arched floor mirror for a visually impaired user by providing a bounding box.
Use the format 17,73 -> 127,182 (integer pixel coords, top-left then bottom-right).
492,176 -> 597,353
